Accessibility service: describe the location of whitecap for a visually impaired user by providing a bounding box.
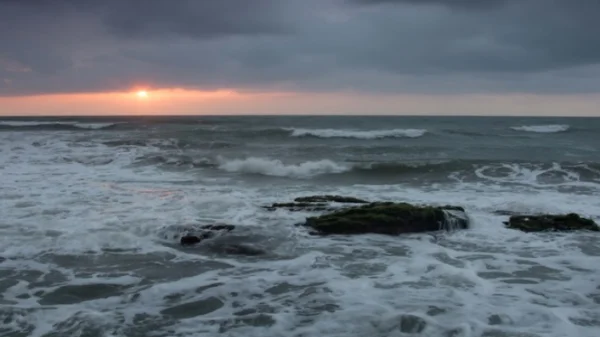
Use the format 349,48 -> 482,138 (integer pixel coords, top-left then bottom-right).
72,123 -> 116,130
216,156 -> 351,178
510,124 -> 570,133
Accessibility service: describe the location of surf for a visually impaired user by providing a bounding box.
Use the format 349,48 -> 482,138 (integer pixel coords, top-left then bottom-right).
286,127 -> 427,139
510,124 -> 570,133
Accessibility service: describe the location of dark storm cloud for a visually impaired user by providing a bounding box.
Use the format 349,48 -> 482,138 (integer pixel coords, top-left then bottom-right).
0,0 -> 290,95
0,0 -> 287,38
346,0 -> 600,72
1,0 -> 599,96
95,0 -> 287,38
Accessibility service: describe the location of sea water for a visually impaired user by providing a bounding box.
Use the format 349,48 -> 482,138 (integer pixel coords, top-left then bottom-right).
1,116 -> 599,337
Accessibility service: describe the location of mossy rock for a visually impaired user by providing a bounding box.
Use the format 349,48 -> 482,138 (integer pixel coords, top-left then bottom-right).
263,202 -> 333,212
505,214 -> 600,232
294,195 -> 368,204
303,202 -> 469,235
263,195 -> 368,212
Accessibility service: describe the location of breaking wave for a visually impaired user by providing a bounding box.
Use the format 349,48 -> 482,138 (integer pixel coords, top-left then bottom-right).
287,128 -> 427,139
216,157 -> 351,178
133,152 -> 600,183
0,121 -> 117,131
134,155 -> 352,178
510,124 -> 570,133
218,159 -> 600,186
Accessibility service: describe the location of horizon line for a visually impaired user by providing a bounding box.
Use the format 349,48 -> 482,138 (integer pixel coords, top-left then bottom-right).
0,114 -> 598,118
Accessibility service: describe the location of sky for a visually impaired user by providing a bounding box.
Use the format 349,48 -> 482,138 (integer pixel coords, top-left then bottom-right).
1,0 -> 599,116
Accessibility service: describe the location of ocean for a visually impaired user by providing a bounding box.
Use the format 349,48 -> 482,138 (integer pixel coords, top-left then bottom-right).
1,115 -> 599,337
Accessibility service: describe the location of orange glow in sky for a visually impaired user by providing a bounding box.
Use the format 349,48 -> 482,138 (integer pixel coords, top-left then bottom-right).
1,87 -> 600,116
0,88 -> 264,115
136,90 -> 148,99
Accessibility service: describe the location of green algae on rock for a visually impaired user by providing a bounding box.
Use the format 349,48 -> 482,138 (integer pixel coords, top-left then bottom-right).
293,195 -> 369,204
263,195 -> 369,212
505,214 -> 600,232
303,202 -> 469,235
263,202 -> 333,212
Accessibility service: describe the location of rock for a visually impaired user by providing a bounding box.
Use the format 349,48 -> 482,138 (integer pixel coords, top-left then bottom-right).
398,314 -> 428,334
303,202 -> 469,236
199,224 -> 235,232
263,202 -> 333,212
438,205 -> 466,212
294,195 -> 369,204
263,195 -> 368,212
180,224 -> 235,246
180,235 -> 202,246
504,214 -> 600,232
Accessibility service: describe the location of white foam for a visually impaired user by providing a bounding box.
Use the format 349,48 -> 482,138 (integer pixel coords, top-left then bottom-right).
73,122 -> 116,130
2,130 -> 600,337
287,127 -> 427,139
511,124 -> 570,133
474,162 -> 600,191
216,156 -> 351,178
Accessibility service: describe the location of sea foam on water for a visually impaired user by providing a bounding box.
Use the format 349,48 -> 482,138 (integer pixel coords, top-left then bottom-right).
1,116 -> 599,337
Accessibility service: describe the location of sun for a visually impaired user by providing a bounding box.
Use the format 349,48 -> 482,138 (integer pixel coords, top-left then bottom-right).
136,90 -> 148,99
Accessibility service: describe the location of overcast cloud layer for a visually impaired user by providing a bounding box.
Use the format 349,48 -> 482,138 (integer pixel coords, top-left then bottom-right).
1,0 -> 599,96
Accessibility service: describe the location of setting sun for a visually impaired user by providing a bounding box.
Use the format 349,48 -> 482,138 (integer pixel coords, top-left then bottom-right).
136,90 -> 148,98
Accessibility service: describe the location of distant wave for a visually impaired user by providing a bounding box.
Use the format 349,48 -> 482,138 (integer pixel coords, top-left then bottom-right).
134,153 -> 600,184
286,128 -> 427,139
216,157 -> 351,178
215,159 -> 600,182
0,121 -> 117,131
135,155 -> 352,178
510,124 -> 570,133
137,155 -> 460,177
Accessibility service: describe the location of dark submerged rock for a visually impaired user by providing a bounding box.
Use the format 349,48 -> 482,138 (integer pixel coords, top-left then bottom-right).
180,235 -> 202,246
293,195 -> 368,204
200,224 -> 235,232
179,224 -> 235,246
179,231 -> 215,244
303,202 -> 468,236
221,244 -> 266,256
505,214 -> 600,232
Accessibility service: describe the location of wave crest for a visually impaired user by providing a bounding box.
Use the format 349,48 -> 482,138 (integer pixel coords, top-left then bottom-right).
216,157 -> 351,178
132,153 -> 600,185
510,124 -> 570,133
287,128 -> 427,139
